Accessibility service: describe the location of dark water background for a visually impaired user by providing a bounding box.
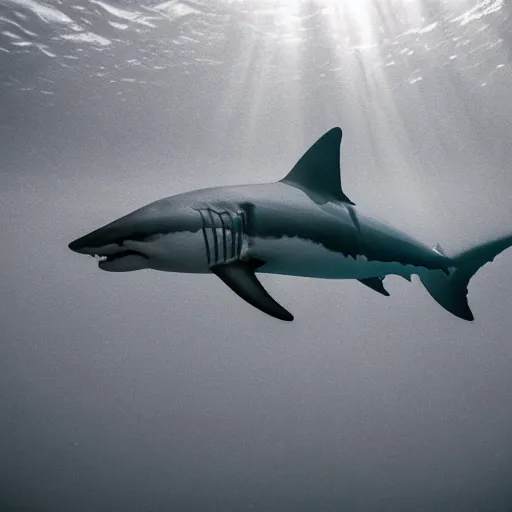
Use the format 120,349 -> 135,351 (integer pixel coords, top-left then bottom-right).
1,1 -> 512,510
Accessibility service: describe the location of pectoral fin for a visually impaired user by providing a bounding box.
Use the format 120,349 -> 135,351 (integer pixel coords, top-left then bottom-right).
358,277 -> 390,296
211,260 -> 294,321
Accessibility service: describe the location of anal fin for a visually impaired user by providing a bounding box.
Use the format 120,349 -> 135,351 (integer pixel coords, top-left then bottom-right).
358,277 -> 390,296
211,259 -> 294,321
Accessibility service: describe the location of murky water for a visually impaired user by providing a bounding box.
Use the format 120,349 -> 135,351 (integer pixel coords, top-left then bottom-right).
1,2 -> 512,512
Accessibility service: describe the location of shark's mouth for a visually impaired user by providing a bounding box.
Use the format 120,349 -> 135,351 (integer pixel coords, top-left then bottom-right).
94,249 -> 149,268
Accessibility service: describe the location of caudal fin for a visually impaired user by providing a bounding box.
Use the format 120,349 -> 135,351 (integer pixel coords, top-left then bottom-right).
420,235 -> 512,321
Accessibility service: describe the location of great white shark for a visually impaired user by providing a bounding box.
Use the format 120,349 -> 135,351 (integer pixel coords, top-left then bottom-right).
69,127 -> 511,321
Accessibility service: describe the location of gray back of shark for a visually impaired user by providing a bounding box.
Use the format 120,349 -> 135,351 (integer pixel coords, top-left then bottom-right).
69,127 -> 512,322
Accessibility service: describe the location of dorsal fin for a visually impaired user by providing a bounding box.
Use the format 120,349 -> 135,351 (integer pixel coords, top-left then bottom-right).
280,127 -> 354,205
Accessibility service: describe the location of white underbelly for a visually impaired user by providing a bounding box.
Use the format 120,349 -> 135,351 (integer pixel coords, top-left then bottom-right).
252,236 -> 413,279
125,231 -> 416,279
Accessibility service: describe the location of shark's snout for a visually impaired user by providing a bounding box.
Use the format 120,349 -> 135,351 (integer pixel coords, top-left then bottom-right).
68,237 -> 91,254
68,224 -> 121,255
68,232 -> 111,255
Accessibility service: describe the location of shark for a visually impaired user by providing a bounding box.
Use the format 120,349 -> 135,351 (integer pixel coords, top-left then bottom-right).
69,127 -> 511,322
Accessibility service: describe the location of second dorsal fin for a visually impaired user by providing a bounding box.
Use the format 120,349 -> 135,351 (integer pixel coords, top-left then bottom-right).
358,277 -> 390,296
280,127 -> 355,205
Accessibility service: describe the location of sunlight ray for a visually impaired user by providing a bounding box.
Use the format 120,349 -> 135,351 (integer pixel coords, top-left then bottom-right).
202,0 -> 507,210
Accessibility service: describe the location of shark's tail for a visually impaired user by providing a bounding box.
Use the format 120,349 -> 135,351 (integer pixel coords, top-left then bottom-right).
420,235 -> 512,321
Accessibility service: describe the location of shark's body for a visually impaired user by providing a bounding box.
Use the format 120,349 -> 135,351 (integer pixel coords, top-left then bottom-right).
69,128 -> 511,321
